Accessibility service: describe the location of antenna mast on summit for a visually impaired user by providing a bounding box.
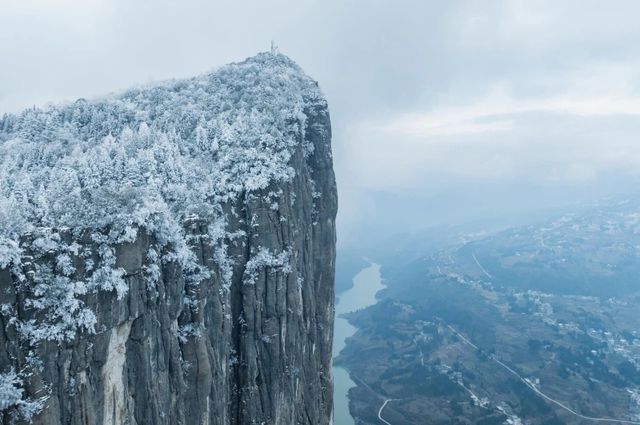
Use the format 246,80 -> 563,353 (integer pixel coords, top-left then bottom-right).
270,40 -> 279,55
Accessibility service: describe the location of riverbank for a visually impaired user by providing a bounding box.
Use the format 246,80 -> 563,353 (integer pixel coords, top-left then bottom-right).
333,262 -> 385,425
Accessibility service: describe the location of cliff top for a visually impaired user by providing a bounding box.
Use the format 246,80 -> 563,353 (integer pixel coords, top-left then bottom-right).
0,52 -> 326,268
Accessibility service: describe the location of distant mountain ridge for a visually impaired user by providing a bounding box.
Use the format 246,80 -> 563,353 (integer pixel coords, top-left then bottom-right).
456,197 -> 640,297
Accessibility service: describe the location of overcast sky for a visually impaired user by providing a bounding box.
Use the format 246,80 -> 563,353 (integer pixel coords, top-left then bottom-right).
2,0 -> 640,244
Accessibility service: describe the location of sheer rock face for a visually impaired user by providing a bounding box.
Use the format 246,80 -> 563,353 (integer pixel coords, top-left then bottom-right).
0,54 -> 336,425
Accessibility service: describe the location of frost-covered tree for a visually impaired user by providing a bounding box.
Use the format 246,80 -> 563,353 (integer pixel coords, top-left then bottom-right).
0,370 -> 46,421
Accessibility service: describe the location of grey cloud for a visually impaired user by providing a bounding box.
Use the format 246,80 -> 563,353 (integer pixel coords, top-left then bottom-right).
1,0 -> 640,246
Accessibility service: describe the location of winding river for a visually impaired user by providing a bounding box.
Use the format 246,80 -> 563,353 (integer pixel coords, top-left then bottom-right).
333,262 -> 385,425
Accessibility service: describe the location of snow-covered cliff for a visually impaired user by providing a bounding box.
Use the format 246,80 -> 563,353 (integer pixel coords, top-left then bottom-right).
0,52 -> 336,425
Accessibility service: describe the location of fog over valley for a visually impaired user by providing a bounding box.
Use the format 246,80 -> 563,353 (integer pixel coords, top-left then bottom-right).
2,2 -> 640,424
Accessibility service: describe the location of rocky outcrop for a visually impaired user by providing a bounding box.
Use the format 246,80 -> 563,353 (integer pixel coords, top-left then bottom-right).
0,53 -> 336,425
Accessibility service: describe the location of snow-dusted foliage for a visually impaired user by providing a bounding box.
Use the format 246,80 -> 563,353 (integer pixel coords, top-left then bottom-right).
0,371 -> 21,411
0,52 -> 317,352
0,50 -> 322,244
0,370 -> 46,420
243,247 -> 292,285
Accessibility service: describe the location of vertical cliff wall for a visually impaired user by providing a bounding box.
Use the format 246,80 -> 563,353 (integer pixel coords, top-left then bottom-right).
0,53 -> 336,425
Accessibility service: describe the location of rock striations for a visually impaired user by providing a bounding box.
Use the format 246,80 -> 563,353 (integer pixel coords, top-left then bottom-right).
0,52 -> 336,425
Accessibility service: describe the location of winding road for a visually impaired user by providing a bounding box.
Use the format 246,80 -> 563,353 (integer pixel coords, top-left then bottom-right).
377,399 -> 393,425
472,253 -> 492,279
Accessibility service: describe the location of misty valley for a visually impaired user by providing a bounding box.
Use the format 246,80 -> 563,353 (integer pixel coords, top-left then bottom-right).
335,198 -> 640,425
2,3 -> 640,424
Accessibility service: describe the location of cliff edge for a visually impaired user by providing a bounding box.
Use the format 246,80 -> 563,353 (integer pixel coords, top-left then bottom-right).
0,52 -> 336,425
